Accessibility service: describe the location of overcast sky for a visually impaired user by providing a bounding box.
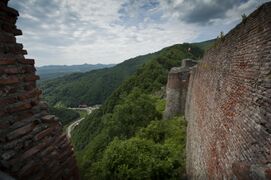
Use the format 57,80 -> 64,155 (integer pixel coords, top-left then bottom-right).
9,0 -> 268,66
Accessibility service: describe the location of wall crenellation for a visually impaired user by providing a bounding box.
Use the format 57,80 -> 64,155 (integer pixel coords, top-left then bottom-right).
0,1 -> 79,179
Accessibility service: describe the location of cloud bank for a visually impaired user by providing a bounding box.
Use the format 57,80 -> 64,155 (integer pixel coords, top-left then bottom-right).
9,0 -> 268,66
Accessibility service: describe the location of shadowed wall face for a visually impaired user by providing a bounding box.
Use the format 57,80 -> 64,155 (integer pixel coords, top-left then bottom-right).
185,3 -> 271,179
0,1 -> 79,179
164,59 -> 197,120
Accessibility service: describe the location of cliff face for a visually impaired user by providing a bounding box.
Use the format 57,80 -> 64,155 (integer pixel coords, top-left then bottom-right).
185,2 -> 271,179
0,1 -> 79,179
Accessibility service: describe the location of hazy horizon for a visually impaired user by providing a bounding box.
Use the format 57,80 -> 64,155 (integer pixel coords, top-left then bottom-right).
10,0 -> 268,66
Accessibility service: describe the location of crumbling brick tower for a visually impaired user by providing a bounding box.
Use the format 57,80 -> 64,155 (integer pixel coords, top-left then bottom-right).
0,0 -> 79,179
163,59 -> 197,119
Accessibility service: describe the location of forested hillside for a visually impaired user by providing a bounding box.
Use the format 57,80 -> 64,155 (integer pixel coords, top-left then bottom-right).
71,43 -> 205,179
39,53 -> 156,107
48,106 -> 80,127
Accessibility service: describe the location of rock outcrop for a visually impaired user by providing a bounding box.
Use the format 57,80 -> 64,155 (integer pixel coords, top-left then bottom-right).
0,1 -> 79,179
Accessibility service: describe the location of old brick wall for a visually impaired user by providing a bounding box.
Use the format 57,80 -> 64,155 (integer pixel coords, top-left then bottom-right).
0,1 -> 79,179
185,2 -> 271,179
163,59 -> 197,119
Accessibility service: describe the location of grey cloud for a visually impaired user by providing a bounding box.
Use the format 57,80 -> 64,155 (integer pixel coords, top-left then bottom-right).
8,0 -> 266,67
163,0 -> 247,24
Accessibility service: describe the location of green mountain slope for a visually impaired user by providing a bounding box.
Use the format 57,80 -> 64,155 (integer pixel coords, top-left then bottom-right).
39,54 -> 155,107
71,43 -> 205,179
192,39 -> 215,51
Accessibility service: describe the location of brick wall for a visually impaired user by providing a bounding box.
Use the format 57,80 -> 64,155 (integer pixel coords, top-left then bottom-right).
0,1 -> 79,179
185,2 -> 271,179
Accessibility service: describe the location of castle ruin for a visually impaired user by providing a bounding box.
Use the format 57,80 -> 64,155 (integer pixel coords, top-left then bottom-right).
0,1 -> 79,179
176,2 -> 270,179
1,0 -> 271,179
163,59 -> 197,119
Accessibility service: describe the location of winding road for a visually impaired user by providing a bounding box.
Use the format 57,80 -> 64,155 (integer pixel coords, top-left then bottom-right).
67,118 -> 84,138
66,106 -> 100,138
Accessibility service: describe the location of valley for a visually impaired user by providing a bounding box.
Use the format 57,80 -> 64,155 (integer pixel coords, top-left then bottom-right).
68,42 -> 205,179
66,106 -> 100,138
38,41 -> 210,179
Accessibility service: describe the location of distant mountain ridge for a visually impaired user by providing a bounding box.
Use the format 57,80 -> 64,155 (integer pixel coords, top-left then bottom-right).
37,63 -> 115,80
39,53 -> 156,107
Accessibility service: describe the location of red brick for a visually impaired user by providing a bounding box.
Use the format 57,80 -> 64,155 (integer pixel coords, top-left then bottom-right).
41,115 -> 56,122
53,134 -> 67,145
18,160 -> 39,178
0,59 -> 16,65
17,59 -> 34,65
0,120 -> 10,129
0,66 -> 20,74
7,102 -> 32,113
0,97 -> 17,106
23,82 -> 36,91
23,74 -> 39,82
34,127 -> 54,141
265,168 -> 271,179
0,34 -> 16,43
0,76 -> 19,85
14,111 -> 33,121
17,89 -> 41,101
232,162 -> 251,180
0,2 -> 80,179
21,143 -> 44,160
22,66 -> 36,73
40,146 -> 55,157
7,123 -> 34,140
0,110 -> 7,117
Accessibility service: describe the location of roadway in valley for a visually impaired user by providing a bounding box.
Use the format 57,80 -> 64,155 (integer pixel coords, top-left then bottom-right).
66,106 -> 100,138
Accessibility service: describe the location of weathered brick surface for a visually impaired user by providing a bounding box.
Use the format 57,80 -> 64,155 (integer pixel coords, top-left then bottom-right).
0,1 -> 79,179
185,3 -> 271,179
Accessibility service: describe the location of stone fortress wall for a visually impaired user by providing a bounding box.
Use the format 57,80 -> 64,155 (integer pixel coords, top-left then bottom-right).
0,0 -> 79,179
163,59 -> 197,120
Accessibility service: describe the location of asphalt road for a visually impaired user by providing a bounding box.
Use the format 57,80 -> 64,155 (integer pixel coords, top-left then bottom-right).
67,117 -> 84,138
66,106 -> 100,138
